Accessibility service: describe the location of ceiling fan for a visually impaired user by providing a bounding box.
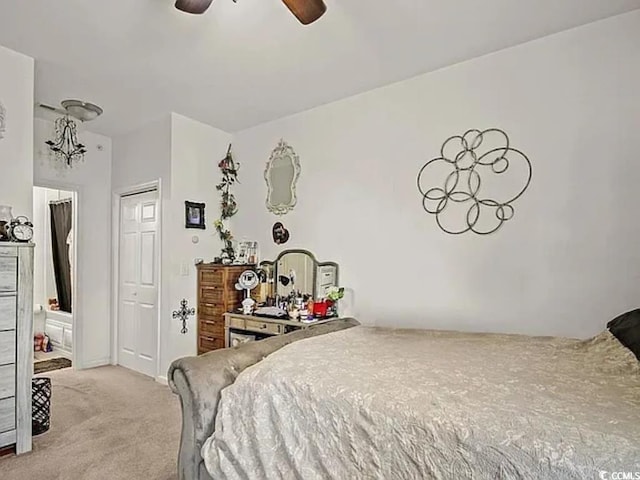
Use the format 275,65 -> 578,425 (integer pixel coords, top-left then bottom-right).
175,0 -> 327,25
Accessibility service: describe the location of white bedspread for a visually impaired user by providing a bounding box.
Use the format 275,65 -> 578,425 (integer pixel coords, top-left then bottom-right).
202,327 -> 640,479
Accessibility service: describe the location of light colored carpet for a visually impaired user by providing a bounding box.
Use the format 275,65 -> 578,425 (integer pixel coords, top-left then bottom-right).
1,366 -> 181,480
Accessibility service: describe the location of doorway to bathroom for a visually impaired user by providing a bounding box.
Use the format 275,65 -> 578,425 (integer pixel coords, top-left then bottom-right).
32,186 -> 77,373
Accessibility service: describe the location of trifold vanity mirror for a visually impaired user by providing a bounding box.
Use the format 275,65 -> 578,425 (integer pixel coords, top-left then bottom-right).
259,249 -> 338,299
264,140 -> 301,215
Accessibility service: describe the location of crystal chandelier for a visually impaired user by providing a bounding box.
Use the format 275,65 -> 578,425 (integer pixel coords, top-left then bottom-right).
43,100 -> 103,168
46,115 -> 87,167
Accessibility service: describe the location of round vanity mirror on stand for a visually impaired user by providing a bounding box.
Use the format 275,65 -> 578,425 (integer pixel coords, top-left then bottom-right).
236,270 -> 259,314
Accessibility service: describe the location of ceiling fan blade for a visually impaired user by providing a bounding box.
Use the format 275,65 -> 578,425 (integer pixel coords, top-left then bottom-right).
281,0 -> 327,25
175,0 -> 214,15
38,103 -> 66,115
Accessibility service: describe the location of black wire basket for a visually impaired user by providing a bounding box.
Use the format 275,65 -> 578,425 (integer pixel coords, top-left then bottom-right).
32,378 -> 51,436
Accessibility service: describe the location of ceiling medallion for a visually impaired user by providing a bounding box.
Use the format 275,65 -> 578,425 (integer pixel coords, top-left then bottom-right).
44,100 -> 103,169
0,101 -> 6,140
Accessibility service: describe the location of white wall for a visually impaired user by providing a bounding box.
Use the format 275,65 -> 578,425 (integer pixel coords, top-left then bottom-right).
111,113 -> 231,378
34,118 -> 113,368
164,113 -> 232,375
0,45 -> 34,217
231,11 -> 640,339
111,115 -> 172,192
112,114 -> 172,379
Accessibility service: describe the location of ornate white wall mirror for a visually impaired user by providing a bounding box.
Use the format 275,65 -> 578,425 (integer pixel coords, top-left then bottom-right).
265,139 -> 301,215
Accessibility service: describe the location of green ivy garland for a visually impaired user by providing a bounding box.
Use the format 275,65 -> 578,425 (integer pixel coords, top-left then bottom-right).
214,144 -> 239,262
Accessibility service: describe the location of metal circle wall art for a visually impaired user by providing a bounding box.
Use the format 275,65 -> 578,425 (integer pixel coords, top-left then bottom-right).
417,128 -> 532,235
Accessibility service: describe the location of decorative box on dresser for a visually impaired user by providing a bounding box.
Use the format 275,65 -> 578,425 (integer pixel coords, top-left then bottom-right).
196,264 -> 248,355
0,244 -> 33,454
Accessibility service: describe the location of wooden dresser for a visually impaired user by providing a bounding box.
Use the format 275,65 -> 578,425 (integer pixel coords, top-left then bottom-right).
196,264 -> 248,355
0,244 -> 33,454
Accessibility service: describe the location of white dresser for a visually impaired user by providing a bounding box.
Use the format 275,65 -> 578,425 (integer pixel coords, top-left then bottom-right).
0,244 -> 33,454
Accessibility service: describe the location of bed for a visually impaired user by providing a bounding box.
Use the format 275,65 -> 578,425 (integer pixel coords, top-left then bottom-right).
169,316 -> 640,480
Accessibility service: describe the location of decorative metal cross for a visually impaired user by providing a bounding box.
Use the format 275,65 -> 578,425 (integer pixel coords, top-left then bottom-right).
173,299 -> 195,335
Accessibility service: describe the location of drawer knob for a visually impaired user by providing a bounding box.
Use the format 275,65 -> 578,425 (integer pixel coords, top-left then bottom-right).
204,320 -> 216,325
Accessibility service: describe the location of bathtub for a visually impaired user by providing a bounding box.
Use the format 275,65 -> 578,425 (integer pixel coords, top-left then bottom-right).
43,309 -> 73,357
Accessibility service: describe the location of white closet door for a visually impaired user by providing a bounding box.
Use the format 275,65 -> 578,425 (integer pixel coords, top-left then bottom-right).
118,190 -> 159,378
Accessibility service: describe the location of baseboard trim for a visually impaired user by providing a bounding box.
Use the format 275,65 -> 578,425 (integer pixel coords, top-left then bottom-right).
78,357 -> 112,370
52,349 -> 73,360
156,375 -> 168,386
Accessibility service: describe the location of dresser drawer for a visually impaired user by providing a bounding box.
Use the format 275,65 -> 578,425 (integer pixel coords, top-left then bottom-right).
199,317 -> 224,336
200,286 -> 223,304
0,397 -> 15,433
0,296 -> 16,331
199,269 -> 223,285
199,303 -> 224,317
0,247 -> 17,257
198,335 -> 225,354
0,258 -> 17,292
0,331 -> 16,365
0,364 -> 15,399
227,316 -> 246,330
244,319 -> 283,335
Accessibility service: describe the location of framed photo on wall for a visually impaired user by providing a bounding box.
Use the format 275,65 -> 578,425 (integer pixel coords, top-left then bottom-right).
185,201 -> 205,229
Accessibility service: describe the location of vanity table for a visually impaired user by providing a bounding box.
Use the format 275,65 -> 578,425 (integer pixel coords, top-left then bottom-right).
258,249 -> 339,300
224,249 -> 342,347
224,313 -> 339,348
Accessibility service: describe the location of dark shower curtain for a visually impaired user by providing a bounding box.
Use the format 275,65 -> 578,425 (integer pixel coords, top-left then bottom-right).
50,199 -> 72,313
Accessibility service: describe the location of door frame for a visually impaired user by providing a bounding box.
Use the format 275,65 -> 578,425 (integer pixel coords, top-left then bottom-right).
111,179 -> 162,381
33,181 -> 81,369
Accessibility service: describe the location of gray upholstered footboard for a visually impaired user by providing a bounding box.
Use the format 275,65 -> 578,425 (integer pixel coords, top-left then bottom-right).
168,318 -> 360,480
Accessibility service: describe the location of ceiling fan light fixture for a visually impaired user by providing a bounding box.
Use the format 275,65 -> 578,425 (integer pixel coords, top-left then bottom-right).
281,0 -> 327,25
175,0 -> 215,15
61,100 -> 103,122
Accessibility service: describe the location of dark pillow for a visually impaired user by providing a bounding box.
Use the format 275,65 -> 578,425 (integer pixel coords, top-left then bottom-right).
607,309 -> 640,361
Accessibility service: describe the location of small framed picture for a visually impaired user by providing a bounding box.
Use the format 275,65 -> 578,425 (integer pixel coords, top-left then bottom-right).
185,201 -> 205,229
235,241 -> 259,265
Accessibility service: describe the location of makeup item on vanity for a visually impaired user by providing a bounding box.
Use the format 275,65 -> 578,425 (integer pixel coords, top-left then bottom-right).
313,301 -> 329,318
254,306 -> 288,319
242,297 -> 256,315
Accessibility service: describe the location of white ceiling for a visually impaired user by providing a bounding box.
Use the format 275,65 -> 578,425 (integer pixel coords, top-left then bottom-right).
0,0 -> 638,137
